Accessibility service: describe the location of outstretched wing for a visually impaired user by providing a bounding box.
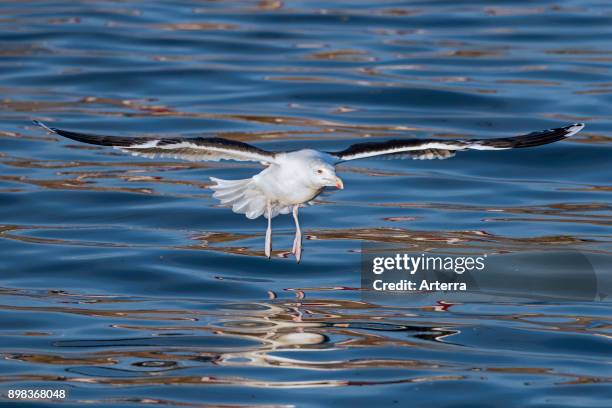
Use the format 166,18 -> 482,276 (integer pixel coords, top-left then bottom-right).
34,121 -> 277,164
329,123 -> 584,162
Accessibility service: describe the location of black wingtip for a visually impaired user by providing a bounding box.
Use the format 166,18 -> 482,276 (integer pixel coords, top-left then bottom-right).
32,119 -> 58,134
566,123 -> 585,136
31,121 -> 135,146
479,122 -> 586,149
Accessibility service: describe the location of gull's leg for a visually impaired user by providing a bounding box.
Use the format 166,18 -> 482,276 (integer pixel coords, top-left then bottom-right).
292,204 -> 302,263
265,202 -> 272,258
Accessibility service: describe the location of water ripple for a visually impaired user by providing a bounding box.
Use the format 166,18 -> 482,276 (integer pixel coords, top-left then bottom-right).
0,1 -> 611,406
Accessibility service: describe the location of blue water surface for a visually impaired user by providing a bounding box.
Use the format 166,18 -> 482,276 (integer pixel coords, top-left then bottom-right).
0,1 -> 611,407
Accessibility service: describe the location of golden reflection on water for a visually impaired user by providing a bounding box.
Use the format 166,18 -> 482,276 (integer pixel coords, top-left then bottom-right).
0,140 -> 609,256
157,23 -> 239,31
0,3 -> 611,404
1,287 -> 610,391
1,222 -> 608,258
0,131 -> 609,259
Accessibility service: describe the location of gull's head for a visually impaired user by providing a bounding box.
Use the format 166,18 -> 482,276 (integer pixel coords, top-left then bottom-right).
310,161 -> 343,190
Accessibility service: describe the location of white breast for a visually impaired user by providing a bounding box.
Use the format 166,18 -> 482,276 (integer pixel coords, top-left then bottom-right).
254,164 -> 320,205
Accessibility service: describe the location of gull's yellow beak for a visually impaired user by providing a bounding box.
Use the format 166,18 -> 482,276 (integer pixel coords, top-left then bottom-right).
335,176 -> 344,190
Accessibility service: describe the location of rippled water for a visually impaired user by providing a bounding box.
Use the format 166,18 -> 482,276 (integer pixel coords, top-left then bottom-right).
1,1 -> 611,406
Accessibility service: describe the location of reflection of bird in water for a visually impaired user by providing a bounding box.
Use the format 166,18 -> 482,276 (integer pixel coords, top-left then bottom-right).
34,120 -> 584,262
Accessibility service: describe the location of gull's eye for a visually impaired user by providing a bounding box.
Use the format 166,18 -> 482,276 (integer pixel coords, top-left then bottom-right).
316,169 -> 323,175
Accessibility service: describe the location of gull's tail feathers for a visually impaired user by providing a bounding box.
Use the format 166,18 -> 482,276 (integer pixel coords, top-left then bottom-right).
210,177 -> 290,220
210,177 -> 265,219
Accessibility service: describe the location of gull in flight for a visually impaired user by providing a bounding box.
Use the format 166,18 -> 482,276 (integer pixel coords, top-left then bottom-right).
34,120 -> 584,262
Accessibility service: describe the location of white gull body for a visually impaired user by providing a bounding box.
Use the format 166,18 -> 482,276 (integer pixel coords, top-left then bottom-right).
210,149 -> 343,261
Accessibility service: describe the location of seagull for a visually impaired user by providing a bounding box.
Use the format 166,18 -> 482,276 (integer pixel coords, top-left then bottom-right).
33,120 -> 584,262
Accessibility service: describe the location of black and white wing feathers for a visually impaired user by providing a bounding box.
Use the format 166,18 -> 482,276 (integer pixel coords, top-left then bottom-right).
329,123 -> 584,162
33,121 -> 277,164
35,121 -> 584,165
